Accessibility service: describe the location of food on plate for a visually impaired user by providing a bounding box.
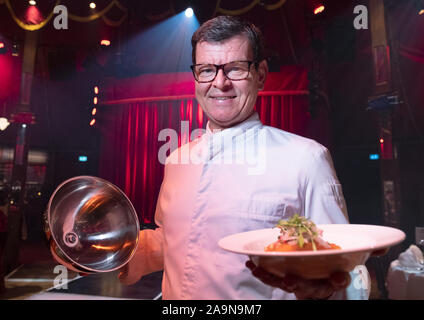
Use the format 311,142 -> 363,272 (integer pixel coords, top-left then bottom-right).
265,214 -> 341,252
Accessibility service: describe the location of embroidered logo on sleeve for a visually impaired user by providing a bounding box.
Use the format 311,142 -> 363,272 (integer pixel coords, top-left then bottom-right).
323,182 -> 347,210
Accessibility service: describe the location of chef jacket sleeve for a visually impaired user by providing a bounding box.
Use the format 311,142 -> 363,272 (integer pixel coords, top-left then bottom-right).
303,145 -> 370,300
303,145 -> 349,224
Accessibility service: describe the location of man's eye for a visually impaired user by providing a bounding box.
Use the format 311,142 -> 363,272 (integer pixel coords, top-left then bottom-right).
199,68 -> 214,74
228,66 -> 242,72
226,64 -> 247,72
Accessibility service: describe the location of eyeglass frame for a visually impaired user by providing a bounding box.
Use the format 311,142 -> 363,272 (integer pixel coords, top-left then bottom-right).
190,60 -> 255,83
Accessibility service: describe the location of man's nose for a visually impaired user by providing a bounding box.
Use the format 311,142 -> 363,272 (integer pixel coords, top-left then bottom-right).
212,69 -> 232,90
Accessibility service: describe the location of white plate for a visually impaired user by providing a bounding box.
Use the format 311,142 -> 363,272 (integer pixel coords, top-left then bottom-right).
218,224 -> 405,279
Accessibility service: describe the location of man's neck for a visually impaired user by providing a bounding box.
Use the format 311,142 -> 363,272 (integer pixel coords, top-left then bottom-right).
208,112 -> 255,132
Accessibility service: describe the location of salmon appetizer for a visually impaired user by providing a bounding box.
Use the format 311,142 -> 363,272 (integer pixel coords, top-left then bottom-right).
265,214 -> 341,252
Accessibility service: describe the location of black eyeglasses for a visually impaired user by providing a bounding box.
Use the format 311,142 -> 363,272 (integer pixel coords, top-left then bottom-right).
190,60 -> 253,83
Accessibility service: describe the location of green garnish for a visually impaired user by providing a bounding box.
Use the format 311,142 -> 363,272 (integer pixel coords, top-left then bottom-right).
276,214 -> 319,251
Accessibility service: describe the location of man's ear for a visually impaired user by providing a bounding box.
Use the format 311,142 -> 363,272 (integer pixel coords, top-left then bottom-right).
257,59 -> 268,91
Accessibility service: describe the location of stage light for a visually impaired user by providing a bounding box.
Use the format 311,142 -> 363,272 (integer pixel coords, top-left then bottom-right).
91,108 -> 97,116
414,0 -> 424,14
26,2 -> 43,24
380,138 -> 384,144
29,0 -> 36,5
0,118 -> 10,131
314,4 -> 325,14
100,39 -> 111,46
185,7 -> 194,18
93,97 -> 98,105
90,119 -> 96,126
308,0 -> 325,15
94,86 -> 99,94
89,2 -> 96,9
0,41 -> 5,54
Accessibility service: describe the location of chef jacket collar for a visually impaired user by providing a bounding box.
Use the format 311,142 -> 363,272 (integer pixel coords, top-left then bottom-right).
205,112 -> 262,136
202,112 -> 263,160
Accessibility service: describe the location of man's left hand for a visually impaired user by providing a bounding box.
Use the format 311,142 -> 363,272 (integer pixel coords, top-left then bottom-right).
245,260 -> 351,300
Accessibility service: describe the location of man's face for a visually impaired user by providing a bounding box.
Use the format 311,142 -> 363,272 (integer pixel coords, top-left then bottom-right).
194,35 -> 268,130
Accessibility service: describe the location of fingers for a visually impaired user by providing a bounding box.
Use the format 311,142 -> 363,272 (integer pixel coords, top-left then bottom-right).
291,271 -> 350,299
371,248 -> 389,257
279,274 -> 299,293
245,260 -> 300,293
294,278 -> 334,300
245,260 -> 256,271
330,271 -> 351,290
118,263 -> 141,286
246,260 -> 351,300
245,260 -> 285,288
118,263 -> 129,282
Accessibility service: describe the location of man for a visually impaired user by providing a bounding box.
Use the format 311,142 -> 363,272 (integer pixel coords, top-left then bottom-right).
119,15 -> 368,300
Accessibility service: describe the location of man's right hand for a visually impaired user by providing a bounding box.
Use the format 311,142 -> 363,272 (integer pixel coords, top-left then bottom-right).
117,229 -> 164,285
118,259 -> 144,285
118,263 -> 131,284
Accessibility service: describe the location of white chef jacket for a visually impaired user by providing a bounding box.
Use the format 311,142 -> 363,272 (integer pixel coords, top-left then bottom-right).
126,112 -> 369,300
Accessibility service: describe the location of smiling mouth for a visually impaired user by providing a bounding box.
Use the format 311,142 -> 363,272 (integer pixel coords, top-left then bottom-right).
210,96 -> 236,100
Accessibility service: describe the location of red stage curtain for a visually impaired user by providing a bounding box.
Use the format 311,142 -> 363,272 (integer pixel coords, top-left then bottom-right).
99,99 -> 206,224
256,95 -> 310,138
99,70 -> 311,225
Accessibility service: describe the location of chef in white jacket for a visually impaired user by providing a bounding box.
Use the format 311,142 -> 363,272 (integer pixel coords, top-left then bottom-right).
119,15 -> 370,300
